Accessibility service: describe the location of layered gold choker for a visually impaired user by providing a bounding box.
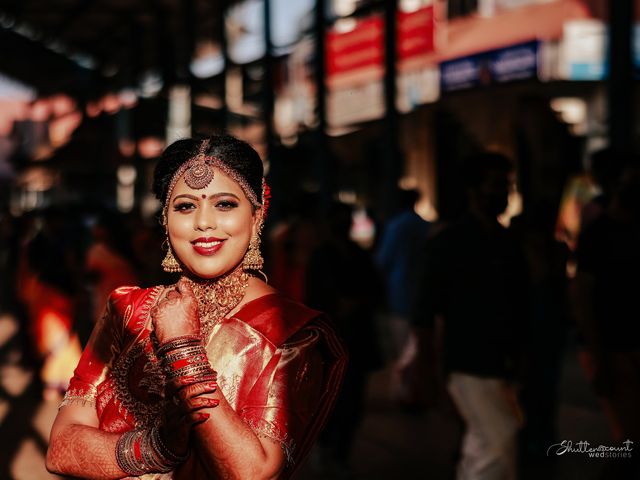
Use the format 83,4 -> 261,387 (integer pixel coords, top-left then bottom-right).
182,267 -> 249,339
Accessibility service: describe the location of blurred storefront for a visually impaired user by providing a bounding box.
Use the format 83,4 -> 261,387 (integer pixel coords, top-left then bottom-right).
0,0 -> 637,231
306,0 -> 638,226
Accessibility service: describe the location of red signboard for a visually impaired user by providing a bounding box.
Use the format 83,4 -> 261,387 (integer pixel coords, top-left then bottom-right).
326,15 -> 385,77
397,5 -> 435,61
326,6 -> 435,79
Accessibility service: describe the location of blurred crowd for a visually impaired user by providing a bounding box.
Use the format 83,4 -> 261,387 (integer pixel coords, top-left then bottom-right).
0,147 -> 639,479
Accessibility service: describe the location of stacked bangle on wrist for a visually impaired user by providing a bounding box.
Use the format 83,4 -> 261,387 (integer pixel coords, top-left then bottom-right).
115,427 -> 188,476
158,335 -> 217,386
156,335 -> 201,357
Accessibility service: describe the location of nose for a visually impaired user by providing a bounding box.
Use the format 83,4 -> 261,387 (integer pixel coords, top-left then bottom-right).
195,205 -> 216,231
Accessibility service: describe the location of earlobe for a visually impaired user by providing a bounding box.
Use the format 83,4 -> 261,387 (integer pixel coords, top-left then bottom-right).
252,208 -> 264,237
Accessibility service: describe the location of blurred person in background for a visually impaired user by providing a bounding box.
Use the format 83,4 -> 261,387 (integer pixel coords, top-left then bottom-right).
85,209 -> 140,325
580,148 -> 625,231
375,188 -> 431,408
17,208 -> 83,400
46,134 -> 347,479
413,152 -> 528,480
510,201 -> 569,456
305,200 -> 384,478
268,193 -> 321,302
572,163 -> 640,477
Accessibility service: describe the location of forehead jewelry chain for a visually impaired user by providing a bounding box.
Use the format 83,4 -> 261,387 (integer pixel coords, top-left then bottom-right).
183,139 -> 214,189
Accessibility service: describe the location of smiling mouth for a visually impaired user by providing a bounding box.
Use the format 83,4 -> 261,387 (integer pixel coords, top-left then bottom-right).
191,237 -> 225,255
193,240 -> 223,247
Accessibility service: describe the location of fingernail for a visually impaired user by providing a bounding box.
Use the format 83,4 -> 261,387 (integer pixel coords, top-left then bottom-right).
208,382 -> 218,389
210,399 -> 220,407
199,413 -> 210,421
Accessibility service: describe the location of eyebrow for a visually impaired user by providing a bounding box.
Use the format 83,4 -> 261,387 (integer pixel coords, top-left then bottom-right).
173,192 -> 241,202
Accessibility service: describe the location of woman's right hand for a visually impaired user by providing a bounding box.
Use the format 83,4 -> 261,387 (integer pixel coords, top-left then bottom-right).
152,278 -> 201,344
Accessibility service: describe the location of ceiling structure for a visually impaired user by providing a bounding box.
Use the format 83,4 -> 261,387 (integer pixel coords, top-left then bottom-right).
0,0 -> 230,98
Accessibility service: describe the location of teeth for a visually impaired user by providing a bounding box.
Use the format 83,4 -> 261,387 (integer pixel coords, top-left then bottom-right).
195,241 -> 222,247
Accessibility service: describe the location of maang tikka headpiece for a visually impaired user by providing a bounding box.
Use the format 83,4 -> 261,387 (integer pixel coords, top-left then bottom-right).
162,138 -> 264,226
183,139 -> 215,189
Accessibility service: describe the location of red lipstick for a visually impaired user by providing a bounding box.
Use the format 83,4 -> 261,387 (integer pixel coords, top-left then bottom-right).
191,237 -> 225,256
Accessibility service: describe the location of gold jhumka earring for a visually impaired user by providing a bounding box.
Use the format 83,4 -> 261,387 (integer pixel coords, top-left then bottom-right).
242,235 -> 264,272
162,241 -> 182,273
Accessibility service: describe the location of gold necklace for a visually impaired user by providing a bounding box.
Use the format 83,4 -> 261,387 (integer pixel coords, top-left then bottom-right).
182,267 -> 249,339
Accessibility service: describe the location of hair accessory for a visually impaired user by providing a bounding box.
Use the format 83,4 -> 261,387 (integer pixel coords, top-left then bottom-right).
183,139 -> 214,189
161,241 -> 182,273
261,179 -> 271,217
162,139 -> 262,226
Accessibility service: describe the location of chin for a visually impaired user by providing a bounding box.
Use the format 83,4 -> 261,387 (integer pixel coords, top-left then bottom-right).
183,259 -> 243,279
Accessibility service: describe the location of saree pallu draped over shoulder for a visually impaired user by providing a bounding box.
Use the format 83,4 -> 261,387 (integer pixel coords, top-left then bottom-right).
63,285 -> 348,479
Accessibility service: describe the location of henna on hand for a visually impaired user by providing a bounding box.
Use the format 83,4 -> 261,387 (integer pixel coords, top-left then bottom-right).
152,278 -> 200,343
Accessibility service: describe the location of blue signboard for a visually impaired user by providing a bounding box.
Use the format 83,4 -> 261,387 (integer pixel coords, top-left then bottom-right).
440,40 -> 539,92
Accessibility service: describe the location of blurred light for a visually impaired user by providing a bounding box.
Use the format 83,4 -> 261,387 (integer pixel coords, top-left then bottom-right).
118,88 -> 138,108
0,315 -> 18,347
118,139 -> 136,157
498,188 -> 522,227
194,94 -> 223,110
138,137 -> 164,158
0,99 -> 30,136
139,71 -> 163,98
399,0 -> 426,13
337,189 -> 357,204
333,17 -> 357,34
30,100 -> 51,122
550,97 -> 587,134
416,197 -> 438,221
86,100 -> 101,118
117,185 -> 135,213
50,95 -> 76,117
167,85 -> 191,144
191,55 -> 225,78
351,207 -> 376,249
226,0 -> 266,65
13,23 -> 37,39
190,42 -> 225,78
399,176 -> 418,190
101,93 -> 121,114
70,54 -> 97,70
117,165 -> 137,185
0,365 -> 33,397
18,167 -> 55,191
0,72 -> 36,100
45,39 -> 65,54
49,111 -> 81,147
226,67 -> 244,112
333,0 -> 357,17
270,0 -> 315,54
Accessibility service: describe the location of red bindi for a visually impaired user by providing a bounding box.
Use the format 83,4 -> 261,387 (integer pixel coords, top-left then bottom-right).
201,194 -> 207,199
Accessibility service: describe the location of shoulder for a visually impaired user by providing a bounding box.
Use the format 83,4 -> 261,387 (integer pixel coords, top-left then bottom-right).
233,293 -> 323,347
106,285 -> 163,319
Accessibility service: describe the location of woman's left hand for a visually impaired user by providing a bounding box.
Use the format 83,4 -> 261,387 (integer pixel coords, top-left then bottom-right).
161,380 -> 219,456
152,278 -> 200,344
